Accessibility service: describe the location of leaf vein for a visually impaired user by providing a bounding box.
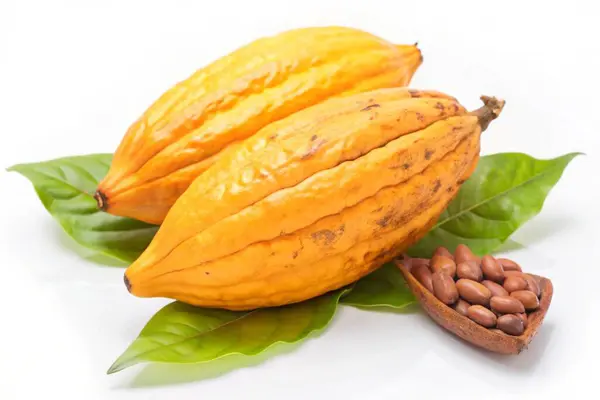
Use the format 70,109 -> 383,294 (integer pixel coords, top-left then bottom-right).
434,162 -> 567,228
117,310 -> 257,365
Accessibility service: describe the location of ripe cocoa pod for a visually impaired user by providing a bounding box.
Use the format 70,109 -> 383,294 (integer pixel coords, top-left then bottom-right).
124,88 -> 504,310
95,27 -> 424,224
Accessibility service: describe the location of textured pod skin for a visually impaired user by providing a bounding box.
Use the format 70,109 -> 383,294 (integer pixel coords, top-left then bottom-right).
96,26 -> 423,224
124,87 -> 504,310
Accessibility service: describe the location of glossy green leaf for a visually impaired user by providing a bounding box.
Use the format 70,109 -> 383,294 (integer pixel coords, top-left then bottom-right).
341,263 -> 415,309
408,152 -> 580,257
107,289 -> 347,374
8,154 -> 158,263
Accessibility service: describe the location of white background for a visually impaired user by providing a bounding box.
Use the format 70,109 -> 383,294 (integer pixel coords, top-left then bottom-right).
1,1 -> 599,399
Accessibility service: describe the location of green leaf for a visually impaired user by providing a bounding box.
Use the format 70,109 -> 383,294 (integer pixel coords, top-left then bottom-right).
408,152 -> 581,257
7,154 -> 158,263
341,263 -> 415,309
107,289 -> 347,374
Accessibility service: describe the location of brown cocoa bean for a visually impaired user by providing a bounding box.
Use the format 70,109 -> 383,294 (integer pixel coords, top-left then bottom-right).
456,279 -> 492,306
412,264 -> 434,293
481,255 -> 505,283
490,295 -> 525,314
497,314 -> 525,336
503,276 -> 528,293
455,244 -> 479,265
504,270 -> 524,278
523,274 -> 541,298
434,246 -> 454,260
510,290 -> 540,311
481,280 -> 509,297
453,299 -> 471,316
492,309 -> 504,318
432,271 -> 459,305
411,258 -> 430,269
430,255 -> 456,277
467,305 -> 497,328
456,261 -> 483,281
497,258 -> 522,272
516,313 -> 528,329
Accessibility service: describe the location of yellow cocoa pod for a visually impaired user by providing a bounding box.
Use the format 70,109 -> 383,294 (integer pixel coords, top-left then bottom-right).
123,87 -> 505,310
96,26 -> 423,224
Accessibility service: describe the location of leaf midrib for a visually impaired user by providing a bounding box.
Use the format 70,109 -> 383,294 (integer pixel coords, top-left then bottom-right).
112,309 -> 258,370
11,167 -> 95,198
433,160 -> 565,228
110,293 -> 343,373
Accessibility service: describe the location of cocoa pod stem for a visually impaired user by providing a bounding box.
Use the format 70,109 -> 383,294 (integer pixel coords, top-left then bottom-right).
95,190 -> 107,211
471,96 -> 505,131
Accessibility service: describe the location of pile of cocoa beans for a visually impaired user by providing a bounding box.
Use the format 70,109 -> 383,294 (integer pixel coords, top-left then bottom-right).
411,244 -> 541,336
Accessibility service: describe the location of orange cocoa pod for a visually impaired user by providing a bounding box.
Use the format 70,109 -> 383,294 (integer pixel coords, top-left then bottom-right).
123,88 -> 505,310
95,26 -> 424,224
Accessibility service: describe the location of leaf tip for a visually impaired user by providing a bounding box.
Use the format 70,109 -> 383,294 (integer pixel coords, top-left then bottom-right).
554,152 -> 584,165
106,362 -> 124,375
564,151 -> 585,158
554,151 -> 584,171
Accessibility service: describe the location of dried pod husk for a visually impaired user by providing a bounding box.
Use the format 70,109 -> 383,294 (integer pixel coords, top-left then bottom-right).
396,258 -> 553,355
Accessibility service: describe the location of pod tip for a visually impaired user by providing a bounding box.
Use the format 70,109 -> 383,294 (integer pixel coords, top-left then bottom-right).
124,273 -> 132,292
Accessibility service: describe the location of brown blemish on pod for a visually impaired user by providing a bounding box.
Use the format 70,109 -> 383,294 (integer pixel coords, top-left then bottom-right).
396,257 -> 553,355
360,103 -> 380,112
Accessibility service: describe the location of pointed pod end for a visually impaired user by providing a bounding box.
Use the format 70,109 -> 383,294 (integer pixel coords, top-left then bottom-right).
396,42 -> 423,67
472,95 -> 506,132
94,190 -> 108,211
124,273 -> 132,293
415,42 -> 423,64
